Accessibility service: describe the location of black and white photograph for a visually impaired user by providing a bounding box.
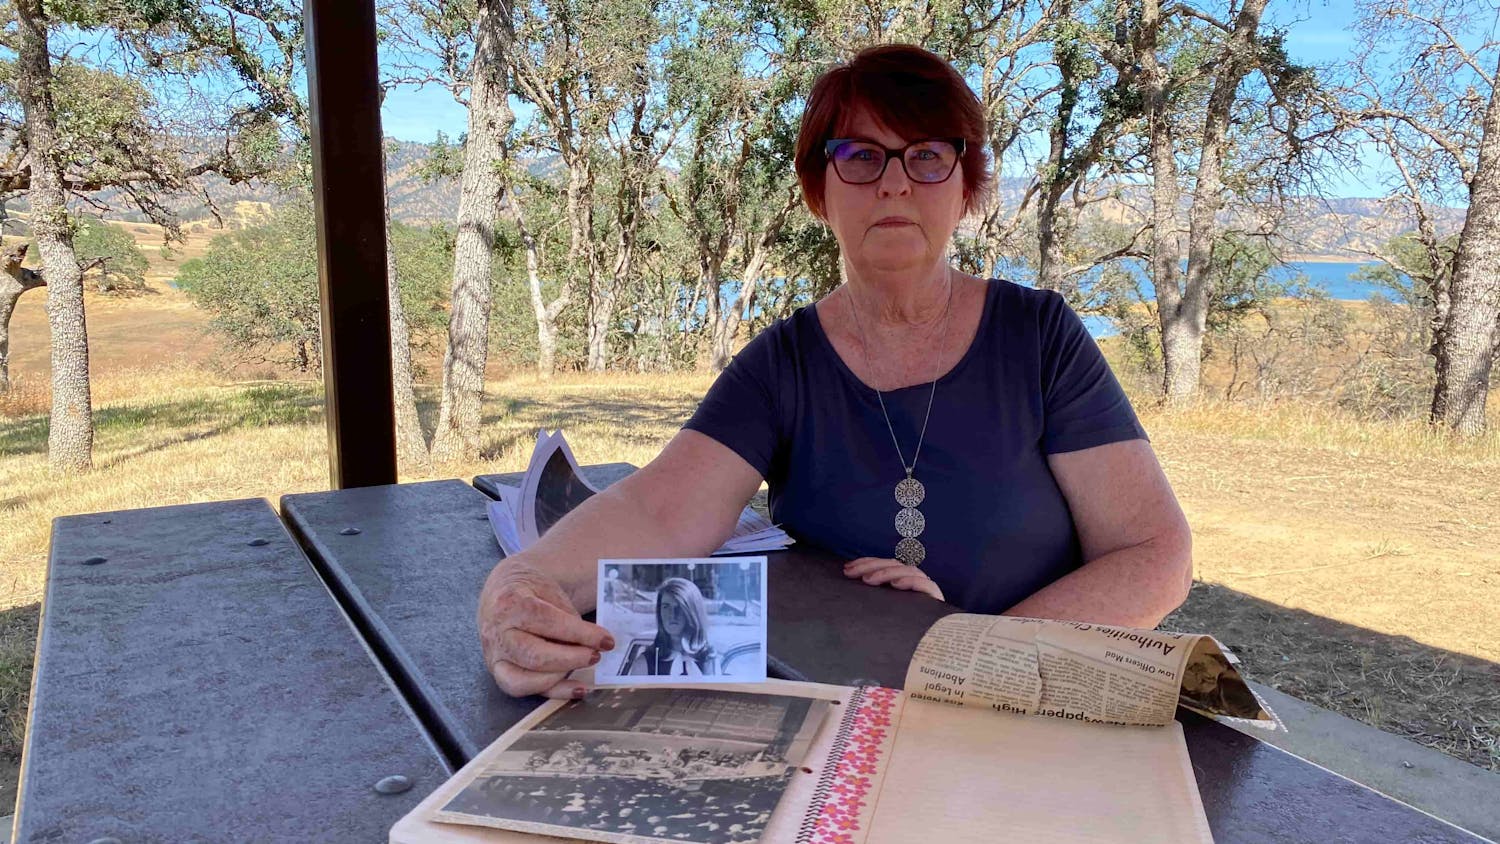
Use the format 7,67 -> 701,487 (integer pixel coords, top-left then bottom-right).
596,558 -> 768,685
433,687 -> 829,844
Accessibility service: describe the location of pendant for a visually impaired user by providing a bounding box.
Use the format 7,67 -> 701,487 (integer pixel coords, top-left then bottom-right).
895,507 -> 925,537
894,476 -> 926,508
892,473 -> 927,566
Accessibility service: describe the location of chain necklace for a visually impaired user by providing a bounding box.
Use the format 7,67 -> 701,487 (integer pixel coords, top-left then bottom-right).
846,271 -> 954,567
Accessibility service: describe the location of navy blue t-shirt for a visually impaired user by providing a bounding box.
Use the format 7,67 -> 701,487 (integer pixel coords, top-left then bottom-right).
684,279 -> 1147,614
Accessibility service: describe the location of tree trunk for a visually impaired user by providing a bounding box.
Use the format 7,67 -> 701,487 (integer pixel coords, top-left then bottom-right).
712,186 -> 799,371
566,158 -> 605,371
1035,185 -> 1068,292
385,193 -> 428,467
587,234 -> 630,372
1431,53 -> 1500,436
431,0 -> 514,462
505,197 -> 567,379
1173,0 -> 1268,404
654,288 -> 674,371
16,0 -> 92,470
587,172 -> 644,373
586,63 -> 653,373
1138,0 -> 1193,403
1,245 -> 46,392
1035,15 -> 1081,294
711,262 -> 760,372
702,254 -> 723,363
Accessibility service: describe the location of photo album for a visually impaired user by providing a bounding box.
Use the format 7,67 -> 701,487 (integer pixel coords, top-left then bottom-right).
391,555 -> 1276,844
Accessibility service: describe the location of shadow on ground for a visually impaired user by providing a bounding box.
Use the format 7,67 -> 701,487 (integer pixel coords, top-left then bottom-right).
0,603 -> 40,813
1166,581 -> 1499,771
476,394 -> 692,460
0,384 -> 323,457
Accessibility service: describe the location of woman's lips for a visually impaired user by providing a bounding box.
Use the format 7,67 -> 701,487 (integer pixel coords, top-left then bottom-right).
873,217 -> 915,228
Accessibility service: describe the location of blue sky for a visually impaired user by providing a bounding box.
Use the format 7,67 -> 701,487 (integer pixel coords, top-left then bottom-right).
378,0 -> 1393,198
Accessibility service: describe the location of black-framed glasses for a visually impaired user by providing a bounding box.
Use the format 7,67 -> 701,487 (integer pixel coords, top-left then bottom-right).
824,137 -> 966,185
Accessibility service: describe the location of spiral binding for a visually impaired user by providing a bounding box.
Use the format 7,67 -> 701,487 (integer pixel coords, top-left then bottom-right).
794,685 -> 869,844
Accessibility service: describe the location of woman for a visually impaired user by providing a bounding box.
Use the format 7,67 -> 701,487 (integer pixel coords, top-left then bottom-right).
478,44 -> 1192,700
627,578 -> 719,677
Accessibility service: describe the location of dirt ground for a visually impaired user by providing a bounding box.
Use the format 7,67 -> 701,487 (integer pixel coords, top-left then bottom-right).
1146,422 -> 1500,768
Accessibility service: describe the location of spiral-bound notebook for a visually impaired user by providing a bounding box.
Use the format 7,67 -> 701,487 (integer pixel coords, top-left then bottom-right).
389,677 -> 1213,844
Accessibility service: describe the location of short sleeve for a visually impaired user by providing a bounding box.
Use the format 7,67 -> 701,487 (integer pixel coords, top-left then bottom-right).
682,325 -> 784,478
1037,292 -> 1148,454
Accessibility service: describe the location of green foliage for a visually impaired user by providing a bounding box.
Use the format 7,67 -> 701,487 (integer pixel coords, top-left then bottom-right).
0,59 -> 163,182
72,216 -> 149,292
1092,261 -> 1163,378
1204,233 -> 1283,333
417,132 -> 467,182
389,219 -> 455,339
175,202 -> 323,372
176,202 -> 453,373
1351,232 -> 1459,310
757,217 -> 841,328
0,0 -> 307,245
1341,232 -> 1459,415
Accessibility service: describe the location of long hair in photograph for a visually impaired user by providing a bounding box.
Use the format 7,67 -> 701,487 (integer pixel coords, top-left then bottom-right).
654,577 -> 715,665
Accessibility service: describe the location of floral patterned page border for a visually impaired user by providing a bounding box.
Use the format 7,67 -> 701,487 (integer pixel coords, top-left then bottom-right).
796,685 -> 904,844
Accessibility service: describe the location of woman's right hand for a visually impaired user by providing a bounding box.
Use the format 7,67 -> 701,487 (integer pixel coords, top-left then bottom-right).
843,556 -> 946,602
477,559 -> 615,699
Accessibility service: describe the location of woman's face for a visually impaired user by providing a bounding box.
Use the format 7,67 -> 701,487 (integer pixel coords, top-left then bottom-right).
660,593 -> 688,638
821,109 -> 967,277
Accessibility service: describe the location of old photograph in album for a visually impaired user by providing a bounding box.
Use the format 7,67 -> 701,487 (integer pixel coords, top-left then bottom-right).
390,608 -> 1280,843
428,686 -> 830,844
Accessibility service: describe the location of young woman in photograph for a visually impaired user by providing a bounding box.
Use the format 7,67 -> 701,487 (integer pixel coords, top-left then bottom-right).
627,578 -> 719,677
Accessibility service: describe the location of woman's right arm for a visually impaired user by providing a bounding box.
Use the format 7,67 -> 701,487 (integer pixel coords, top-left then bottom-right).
478,429 -> 764,699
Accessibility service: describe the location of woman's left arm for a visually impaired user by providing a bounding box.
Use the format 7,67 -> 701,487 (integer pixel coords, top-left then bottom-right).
1004,439 -> 1192,628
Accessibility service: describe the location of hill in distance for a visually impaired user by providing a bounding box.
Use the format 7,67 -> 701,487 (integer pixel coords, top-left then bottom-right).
1,139 -> 1465,261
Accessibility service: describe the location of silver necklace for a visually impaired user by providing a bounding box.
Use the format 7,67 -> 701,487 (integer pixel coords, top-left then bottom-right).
847,273 -> 953,567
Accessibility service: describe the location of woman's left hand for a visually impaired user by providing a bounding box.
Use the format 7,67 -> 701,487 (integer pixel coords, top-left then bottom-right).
843,557 -> 945,602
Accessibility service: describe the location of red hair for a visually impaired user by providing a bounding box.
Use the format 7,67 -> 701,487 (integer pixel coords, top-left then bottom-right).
795,44 -> 992,220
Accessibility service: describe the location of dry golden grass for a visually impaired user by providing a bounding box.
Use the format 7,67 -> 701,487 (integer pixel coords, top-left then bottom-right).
1,369 -> 328,604
0,369 -> 716,610
473,372 -> 715,468
1140,395 -> 1500,465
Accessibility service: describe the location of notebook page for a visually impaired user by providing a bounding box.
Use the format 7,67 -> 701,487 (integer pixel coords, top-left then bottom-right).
865,698 -> 1212,844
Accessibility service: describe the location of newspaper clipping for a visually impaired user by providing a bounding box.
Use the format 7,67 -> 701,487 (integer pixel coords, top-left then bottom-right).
903,614 -> 1279,729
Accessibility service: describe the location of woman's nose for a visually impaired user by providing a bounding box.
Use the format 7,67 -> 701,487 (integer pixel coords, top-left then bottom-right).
877,155 -> 913,198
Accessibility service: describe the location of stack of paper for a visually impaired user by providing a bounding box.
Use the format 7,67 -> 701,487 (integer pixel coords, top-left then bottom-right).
486,430 -> 792,557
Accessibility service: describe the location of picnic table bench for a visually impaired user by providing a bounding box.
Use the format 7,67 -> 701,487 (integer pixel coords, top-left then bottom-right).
14,499 -> 446,842
12,468 -> 1490,842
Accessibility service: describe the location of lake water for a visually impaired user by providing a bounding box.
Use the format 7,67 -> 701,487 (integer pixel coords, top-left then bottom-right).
1076,260 -> 1395,338
1276,261 -> 1392,300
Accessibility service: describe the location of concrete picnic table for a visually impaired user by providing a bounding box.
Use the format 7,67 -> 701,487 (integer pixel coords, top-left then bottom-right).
11,466 -> 1491,842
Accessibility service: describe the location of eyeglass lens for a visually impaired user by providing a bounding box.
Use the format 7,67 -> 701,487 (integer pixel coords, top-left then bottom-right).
830,140 -> 959,184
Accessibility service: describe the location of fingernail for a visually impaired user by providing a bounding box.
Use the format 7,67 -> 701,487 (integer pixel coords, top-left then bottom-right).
572,686 -> 587,699
601,636 -> 616,651
589,651 -> 601,665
